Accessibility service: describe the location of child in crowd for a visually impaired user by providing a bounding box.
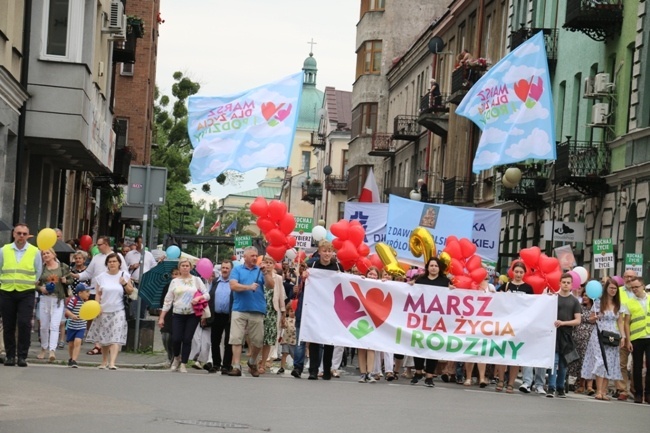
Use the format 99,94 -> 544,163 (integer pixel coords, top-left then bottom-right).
65,283 -> 91,367
277,301 -> 297,374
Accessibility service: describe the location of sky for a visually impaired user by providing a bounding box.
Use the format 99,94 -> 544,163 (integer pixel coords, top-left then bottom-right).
156,0 -> 360,209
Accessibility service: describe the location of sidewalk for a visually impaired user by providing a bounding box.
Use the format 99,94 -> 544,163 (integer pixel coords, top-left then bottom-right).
26,320 -> 169,369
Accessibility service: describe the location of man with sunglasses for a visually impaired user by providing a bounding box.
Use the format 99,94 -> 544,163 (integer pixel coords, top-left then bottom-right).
0,224 -> 43,367
623,277 -> 650,404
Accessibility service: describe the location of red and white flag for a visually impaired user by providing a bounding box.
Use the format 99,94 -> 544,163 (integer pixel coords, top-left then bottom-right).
358,167 -> 380,203
209,216 -> 221,232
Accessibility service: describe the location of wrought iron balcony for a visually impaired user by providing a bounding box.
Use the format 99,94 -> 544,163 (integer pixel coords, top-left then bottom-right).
368,133 -> 396,157
563,0 -> 623,41
113,147 -> 133,184
392,115 -> 420,141
502,174 -> 548,210
113,36 -> 137,64
311,131 -> 326,149
554,139 -> 610,196
448,66 -> 485,105
325,175 -> 348,192
443,177 -> 472,205
301,181 -> 322,203
418,91 -> 450,137
510,27 -> 558,74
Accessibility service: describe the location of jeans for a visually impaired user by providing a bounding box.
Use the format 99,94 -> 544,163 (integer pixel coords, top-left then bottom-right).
548,352 -> 567,391
171,313 -> 200,363
0,290 -> 36,360
522,366 -> 547,388
292,324 -> 306,372
309,344 -> 333,376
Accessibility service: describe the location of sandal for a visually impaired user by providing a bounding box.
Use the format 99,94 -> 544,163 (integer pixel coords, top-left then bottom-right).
385,371 -> 395,381
463,379 -> 472,386
586,388 -> 596,396
506,385 -> 514,394
87,347 -> 102,355
479,381 -> 488,388
595,393 -> 604,400
495,381 -> 504,392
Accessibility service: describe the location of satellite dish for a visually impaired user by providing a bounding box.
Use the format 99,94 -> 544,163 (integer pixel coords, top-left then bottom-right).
428,37 -> 444,54
323,165 -> 332,176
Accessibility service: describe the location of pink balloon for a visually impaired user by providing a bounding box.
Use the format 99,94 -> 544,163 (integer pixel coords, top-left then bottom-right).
567,271 -> 581,290
196,258 -> 214,279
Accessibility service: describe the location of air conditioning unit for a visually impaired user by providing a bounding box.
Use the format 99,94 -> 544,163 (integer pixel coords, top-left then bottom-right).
583,77 -> 594,98
592,103 -> 609,125
109,0 -> 124,29
594,73 -> 612,93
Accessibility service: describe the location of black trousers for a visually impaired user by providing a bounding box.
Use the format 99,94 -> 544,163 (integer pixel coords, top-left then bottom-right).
309,343 -> 333,375
210,313 -> 232,369
171,313 -> 200,363
414,357 -> 438,375
0,290 -> 36,360
631,338 -> 650,398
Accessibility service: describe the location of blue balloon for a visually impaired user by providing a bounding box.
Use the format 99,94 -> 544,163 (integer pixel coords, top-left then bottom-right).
166,245 -> 181,259
585,280 -> 603,300
326,231 -> 334,241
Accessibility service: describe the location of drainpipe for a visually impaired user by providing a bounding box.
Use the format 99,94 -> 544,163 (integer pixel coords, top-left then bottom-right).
13,0 -> 33,225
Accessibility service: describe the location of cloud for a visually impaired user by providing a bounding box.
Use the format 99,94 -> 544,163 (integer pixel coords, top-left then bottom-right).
237,142 -> 289,170
492,60 -> 512,74
192,138 -> 239,158
513,41 -> 541,58
473,150 -> 502,166
505,101 -> 550,124
503,65 -> 546,84
504,128 -> 553,159
248,122 -> 293,139
478,126 -> 525,148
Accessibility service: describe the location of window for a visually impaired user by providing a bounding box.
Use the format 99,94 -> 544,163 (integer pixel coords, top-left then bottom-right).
360,0 -> 385,16
115,119 -> 128,149
301,151 -> 311,172
351,103 -> 378,137
120,63 -> 134,76
341,149 -> 349,176
356,40 -> 382,78
43,0 -> 84,62
338,202 -> 345,221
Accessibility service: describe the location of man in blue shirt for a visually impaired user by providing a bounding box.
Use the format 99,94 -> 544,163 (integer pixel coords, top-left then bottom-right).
209,260 -> 233,374
228,247 -> 275,377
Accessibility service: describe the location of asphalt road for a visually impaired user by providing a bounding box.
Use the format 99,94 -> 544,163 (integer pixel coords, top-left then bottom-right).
0,364 -> 647,433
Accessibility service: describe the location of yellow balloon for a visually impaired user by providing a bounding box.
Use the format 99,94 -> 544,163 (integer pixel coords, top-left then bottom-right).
439,251 -> 452,269
409,227 -> 437,265
79,300 -> 101,320
375,242 -> 405,278
37,228 -> 57,250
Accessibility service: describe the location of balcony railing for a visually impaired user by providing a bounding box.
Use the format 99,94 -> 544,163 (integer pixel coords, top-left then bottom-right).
554,139 -> 610,195
502,175 -> 547,210
384,186 -> 412,199
448,66 -> 485,105
392,115 -> 420,141
418,91 -> 450,136
325,175 -> 348,192
368,132 -> 396,157
510,27 -> 558,74
443,177 -> 472,204
563,0 -> 623,41
311,131 -> 326,149
113,147 -> 133,184
301,182 -> 322,203
113,36 -> 137,64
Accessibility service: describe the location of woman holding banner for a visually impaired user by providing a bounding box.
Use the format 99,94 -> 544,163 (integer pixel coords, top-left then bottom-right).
408,257 -> 451,387
357,267 -> 380,383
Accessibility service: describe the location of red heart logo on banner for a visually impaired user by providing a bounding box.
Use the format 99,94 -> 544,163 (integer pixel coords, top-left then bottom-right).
261,102 -> 277,121
351,281 -> 392,328
514,79 -> 531,103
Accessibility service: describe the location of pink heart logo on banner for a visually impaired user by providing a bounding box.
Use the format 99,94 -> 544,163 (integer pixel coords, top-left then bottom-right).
333,284 -> 366,327
275,104 -> 292,121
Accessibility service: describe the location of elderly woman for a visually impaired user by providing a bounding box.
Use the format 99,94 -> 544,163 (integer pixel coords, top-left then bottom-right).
259,255 -> 286,374
86,253 -> 133,370
158,258 -> 209,373
37,248 -> 71,362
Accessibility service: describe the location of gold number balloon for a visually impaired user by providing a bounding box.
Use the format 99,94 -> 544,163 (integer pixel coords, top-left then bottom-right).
375,243 -> 406,277
409,227 -> 437,265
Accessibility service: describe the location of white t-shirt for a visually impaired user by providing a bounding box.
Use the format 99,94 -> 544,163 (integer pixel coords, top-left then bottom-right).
96,271 -> 131,313
124,249 -> 157,281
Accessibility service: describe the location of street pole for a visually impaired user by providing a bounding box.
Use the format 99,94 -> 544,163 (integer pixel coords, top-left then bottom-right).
135,165 -> 152,351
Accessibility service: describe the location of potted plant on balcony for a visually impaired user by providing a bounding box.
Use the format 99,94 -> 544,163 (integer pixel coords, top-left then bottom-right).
127,16 -> 145,38
466,57 -> 490,71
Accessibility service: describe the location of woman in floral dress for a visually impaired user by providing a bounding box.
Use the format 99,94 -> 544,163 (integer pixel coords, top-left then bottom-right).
260,256 -> 285,374
581,278 -> 625,400
569,287 -> 595,395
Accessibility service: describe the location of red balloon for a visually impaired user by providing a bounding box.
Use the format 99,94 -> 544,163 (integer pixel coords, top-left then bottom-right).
286,236 -> 296,248
470,267 -> 488,284
465,255 -> 483,272
294,250 -> 306,263
459,238 -> 477,259
545,270 -> 562,293
444,239 -> 462,261
538,254 -> 559,274
290,299 -> 298,312
266,245 -> 286,262
524,274 -> 547,294
267,200 -> 287,223
332,238 -> 344,250
329,219 -> 350,240
250,196 -> 269,217
348,224 -> 365,247
336,240 -> 359,270
356,257 -> 372,275
446,236 -> 459,245
357,243 -> 370,257
265,229 -> 286,246
368,253 -> 384,271
279,213 -> 296,235
453,275 -> 474,289
79,235 -> 92,251
256,217 -> 275,234
520,246 -> 541,268
448,258 -> 465,276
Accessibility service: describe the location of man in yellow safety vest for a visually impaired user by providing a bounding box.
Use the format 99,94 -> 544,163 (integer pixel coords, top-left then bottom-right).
623,277 -> 650,404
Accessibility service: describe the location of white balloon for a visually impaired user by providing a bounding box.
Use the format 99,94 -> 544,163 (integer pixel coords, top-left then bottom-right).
573,266 -> 588,284
504,167 -> 522,185
312,225 -> 327,242
501,177 -> 516,189
285,248 -> 297,260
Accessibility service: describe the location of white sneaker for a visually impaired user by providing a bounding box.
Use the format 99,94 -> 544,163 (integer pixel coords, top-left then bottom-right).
179,363 -> 188,373
519,384 -> 531,393
170,357 -> 180,372
535,386 -> 547,395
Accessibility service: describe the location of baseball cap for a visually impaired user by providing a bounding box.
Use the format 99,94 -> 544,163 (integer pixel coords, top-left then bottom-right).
75,283 -> 90,294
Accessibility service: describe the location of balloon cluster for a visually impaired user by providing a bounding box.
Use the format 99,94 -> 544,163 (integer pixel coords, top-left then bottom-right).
510,246 -> 562,294
502,167 -> 522,189
443,236 -> 487,290
250,197 -> 297,262
567,266 -> 588,290
329,219 -> 370,272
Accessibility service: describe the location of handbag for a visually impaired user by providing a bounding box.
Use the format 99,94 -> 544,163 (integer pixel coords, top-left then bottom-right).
598,329 -> 621,347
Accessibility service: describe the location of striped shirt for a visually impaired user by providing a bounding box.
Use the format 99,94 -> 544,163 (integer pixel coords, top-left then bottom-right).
66,296 -> 87,330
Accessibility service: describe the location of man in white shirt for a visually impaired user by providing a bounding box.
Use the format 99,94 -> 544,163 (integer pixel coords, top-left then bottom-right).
125,236 -> 157,283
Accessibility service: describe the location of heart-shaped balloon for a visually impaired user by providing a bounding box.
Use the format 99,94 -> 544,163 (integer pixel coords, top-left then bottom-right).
465,255 -> 483,272
448,258 -> 465,276
332,238 -> 344,250
267,200 -> 287,223
444,239 -> 462,261
278,213 -> 296,235
265,228 -> 286,246
256,217 -> 275,234
250,196 -> 269,217
348,223 -> 366,247
286,236 -> 296,248
368,253 -> 384,271
524,274 -> 547,294
545,269 -> 562,293
330,219 -> 350,240
356,257 -> 372,275
538,254 -> 559,274
357,243 -> 370,258
266,245 -> 286,262
459,238 -> 477,259
520,247 -> 541,268
453,275 -> 474,289
336,240 -> 359,270
470,267 -> 488,284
